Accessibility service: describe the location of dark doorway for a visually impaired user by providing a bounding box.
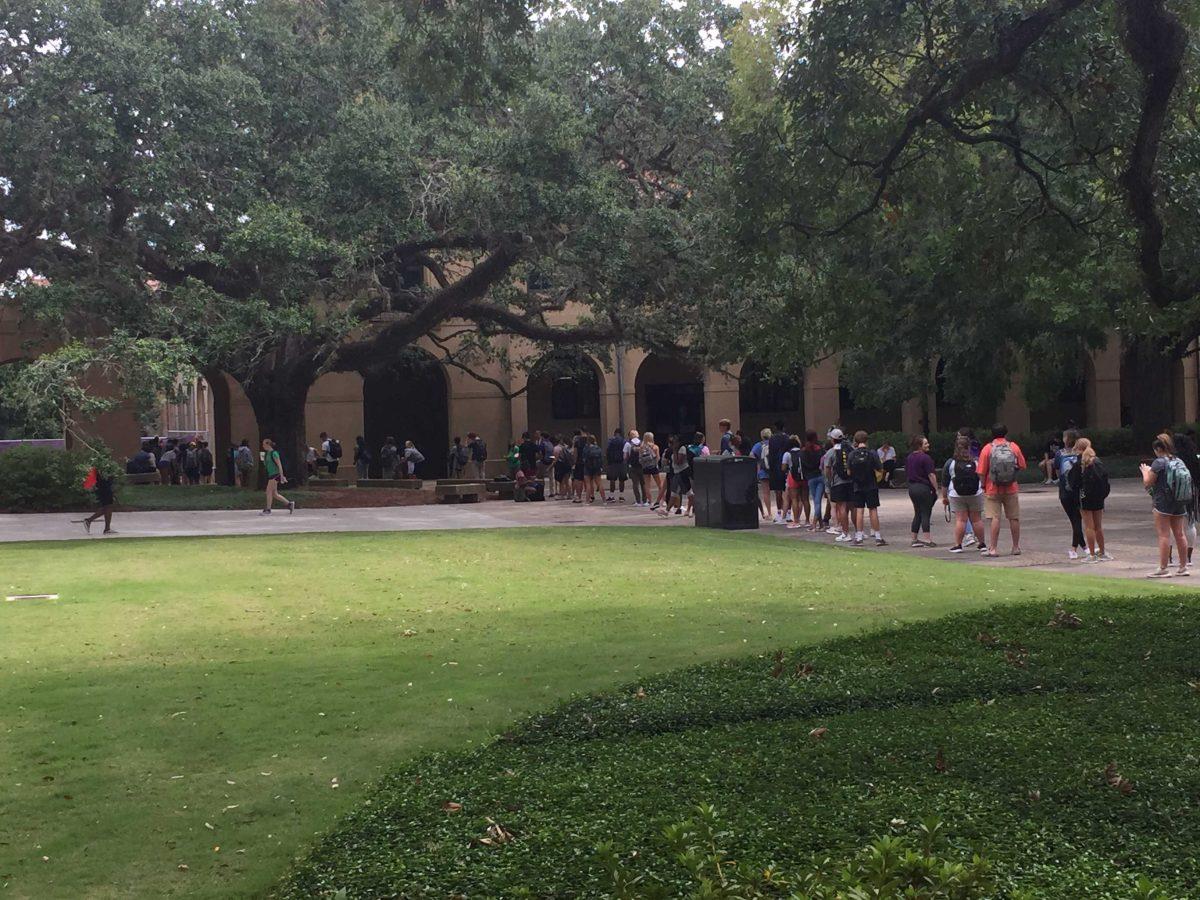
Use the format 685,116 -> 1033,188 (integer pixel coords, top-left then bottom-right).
645,383 -> 706,441
362,349 -> 449,477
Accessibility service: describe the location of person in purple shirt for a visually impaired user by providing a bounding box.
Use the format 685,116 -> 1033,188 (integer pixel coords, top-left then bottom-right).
905,435 -> 939,547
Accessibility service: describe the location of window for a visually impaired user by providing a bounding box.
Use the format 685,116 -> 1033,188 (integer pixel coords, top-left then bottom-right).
740,364 -> 800,414
551,372 -> 599,419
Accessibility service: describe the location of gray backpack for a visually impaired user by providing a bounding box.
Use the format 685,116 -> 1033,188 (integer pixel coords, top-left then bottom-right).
989,442 -> 1018,486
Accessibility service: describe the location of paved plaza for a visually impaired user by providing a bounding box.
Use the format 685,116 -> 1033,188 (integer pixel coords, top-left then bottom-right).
1,479 -> 1194,583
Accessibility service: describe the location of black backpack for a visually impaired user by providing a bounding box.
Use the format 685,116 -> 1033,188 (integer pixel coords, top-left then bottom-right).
328,439 -> 343,460
1082,460 -> 1111,502
951,458 -> 980,496
831,442 -> 851,480
847,446 -> 875,487
789,446 -> 805,481
606,436 -> 625,464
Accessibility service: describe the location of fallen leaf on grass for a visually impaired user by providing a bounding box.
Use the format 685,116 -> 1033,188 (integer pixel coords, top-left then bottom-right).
1047,605 -> 1082,629
1103,762 -> 1134,795
177,864 -> 188,872
934,748 -> 947,774
442,801 -> 463,813
477,818 -> 515,846
809,726 -> 827,740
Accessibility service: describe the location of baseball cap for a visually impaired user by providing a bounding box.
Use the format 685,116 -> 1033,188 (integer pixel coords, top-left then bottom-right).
829,428 -> 844,440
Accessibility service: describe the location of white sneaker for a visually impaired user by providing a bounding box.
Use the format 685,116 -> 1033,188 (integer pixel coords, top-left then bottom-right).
785,511 -> 793,522
773,513 -> 784,524
1068,548 -> 1078,560
1098,553 -> 1115,562
825,526 -> 841,535
835,533 -> 851,542
963,534 -> 976,547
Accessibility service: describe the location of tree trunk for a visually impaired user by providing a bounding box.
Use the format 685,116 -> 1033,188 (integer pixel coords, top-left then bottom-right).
1126,336 -> 1177,446
244,373 -> 313,487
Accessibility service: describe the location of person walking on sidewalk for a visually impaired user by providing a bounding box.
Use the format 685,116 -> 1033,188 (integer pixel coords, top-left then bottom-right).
978,423 -> 1026,557
260,439 -> 295,515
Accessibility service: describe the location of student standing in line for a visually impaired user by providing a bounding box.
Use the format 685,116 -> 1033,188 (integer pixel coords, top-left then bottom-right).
1141,432 -> 1191,578
800,430 -> 825,532
847,430 -> 887,546
234,439 -> 255,488
978,423 -> 1026,557
1071,437 -> 1112,562
904,434 -> 938,547
583,434 -> 606,503
625,429 -> 645,506
782,434 -> 806,529
942,436 -> 986,554
605,428 -> 628,502
767,422 -> 791,523
824,429 -> 853,541
1173,432 -> 1200,566
198,441 -> 214,484
640,431 -> 662,509
260,438 -> 295,515
380,436 -> 400,479
403,440 -> 425,478
718,418 -> 734,455
751,428 -> 773,521
1055,429 -> 1085,559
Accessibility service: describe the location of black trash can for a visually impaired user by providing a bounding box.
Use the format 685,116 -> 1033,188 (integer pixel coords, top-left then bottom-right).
692,456 -> 759,530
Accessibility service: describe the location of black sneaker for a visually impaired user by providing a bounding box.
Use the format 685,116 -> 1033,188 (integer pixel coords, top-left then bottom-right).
949,545 -> 964,553
875,537 -> 888,547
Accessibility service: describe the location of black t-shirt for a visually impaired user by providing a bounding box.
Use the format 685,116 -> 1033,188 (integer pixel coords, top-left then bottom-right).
519,440 -> 538,467
767,433 -> 791,471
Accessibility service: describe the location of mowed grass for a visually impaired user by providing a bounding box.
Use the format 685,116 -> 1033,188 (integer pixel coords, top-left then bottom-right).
0,528 -> 1175,898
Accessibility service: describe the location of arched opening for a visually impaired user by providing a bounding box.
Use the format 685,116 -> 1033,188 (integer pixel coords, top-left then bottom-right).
635,354 -> 706,442
1030,360 -> 1088,433
739,360 -> 803,439
362,348 -> 450,477
0,358 -> 61,439
838,385 -> 903,433
525,351 -> 602,438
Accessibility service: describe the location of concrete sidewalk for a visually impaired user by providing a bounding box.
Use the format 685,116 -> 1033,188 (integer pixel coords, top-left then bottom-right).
0,479 -> 1191,582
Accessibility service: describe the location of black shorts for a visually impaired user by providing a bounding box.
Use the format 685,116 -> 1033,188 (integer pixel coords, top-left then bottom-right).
573,464 -> 585,480
768,471 -> 787,492
829,482 -> 853,503
673,473 -> 692,495
585,465 -> 603,478
554,463 -> 571,480
1080,498 -> 1105,512
852,487 -> 880,509
642,466 -> 659,476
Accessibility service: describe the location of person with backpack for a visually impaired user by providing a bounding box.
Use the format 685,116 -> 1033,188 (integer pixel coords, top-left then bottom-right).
403,440 -> 425,478
447,436 -> 468,479
823,428 -> 854,541
259,438 -> 296,515
1173,432 -> 1200,566
183,441 -> 202,485
553,436 -> 573,499
904,434 -> 938,547
234,438 -> 255,488
800,430 -> 825,533
639,431 -> 662,509
354,435 -> 372,480
782,434 -> 807,529
1141,432 -> 1191,577
658,435 -> 689,517
751,428 -> 773,521
583,433 -> 606,503
380,436 -> 400,479
466,432 -> 488,479
1071,437 -> 1112,562
624,429 -> 645,506
1054,429 -> 1086,559
942,435 -> 987,554
767,421 -> 792,523
718,418 -> 734,456
978,423 -> 1026,557
605,427 -> 627,502
847,430 -> 887,546
198,441 -> 215,484
518,431 -> 540,477
321,433 -> 342,475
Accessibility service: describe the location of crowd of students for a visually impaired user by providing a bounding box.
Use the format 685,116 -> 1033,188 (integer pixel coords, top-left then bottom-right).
124,436 -> 216,485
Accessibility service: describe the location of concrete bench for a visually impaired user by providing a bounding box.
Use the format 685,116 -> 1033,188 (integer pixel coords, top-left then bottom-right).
487,480 -> 516,500
358,479 -> 423,490
122,471 -> 160,485
435,481 -> 485,503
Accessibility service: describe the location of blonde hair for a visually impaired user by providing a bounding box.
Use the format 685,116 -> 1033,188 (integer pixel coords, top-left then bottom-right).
760,427 -> 772,440
1073,437 -> 1095,468
643,431 -> 654,445
405,440 -> 415,449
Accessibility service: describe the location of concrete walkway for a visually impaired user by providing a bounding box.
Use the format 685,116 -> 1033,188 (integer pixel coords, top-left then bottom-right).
0,479 -> 1193,582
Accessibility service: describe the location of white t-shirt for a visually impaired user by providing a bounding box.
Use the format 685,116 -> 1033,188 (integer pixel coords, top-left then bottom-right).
944,459 -> 983,498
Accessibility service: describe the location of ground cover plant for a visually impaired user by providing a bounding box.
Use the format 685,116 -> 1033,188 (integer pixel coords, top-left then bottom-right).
279,598 -> 1200,898
0,529 -> 1182,897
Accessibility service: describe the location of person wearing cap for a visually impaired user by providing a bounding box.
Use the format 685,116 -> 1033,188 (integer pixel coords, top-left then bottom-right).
823,428 -> 853,540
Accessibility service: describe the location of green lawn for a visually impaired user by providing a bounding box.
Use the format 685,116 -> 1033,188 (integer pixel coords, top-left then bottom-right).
0,528 -> 1176,898
116,483 -> 324,510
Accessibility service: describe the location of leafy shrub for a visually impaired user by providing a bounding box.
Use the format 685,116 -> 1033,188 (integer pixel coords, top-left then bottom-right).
0,445 -> 92,511
600,806 -> 993,899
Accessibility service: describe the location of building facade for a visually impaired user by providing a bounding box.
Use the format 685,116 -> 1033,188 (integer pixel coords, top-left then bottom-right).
3,301 -> 1198,479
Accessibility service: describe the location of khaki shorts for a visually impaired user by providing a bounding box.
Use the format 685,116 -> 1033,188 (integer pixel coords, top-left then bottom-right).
950,494 -> 984,514
984,492 -> 1020,520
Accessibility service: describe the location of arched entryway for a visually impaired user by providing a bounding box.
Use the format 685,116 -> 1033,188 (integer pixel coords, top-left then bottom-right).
525,351 -> 602,439
739,360 -> 804,439
635,354 -> 706,442
838,385 -> 903,433
362,348 -> 450,477
1030,358 -> 1088,433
